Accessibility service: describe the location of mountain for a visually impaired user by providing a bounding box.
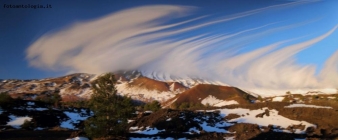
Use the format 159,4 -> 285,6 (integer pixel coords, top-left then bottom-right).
163,84 -> 256,108
1,71 -> 338,140
1,71 -> 337,106
0,73 -> 95,99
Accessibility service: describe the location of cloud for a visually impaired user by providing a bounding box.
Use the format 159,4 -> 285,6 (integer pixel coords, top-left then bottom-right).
221,25 -> 338,89
26,2 -> 338,90
320,50 -> 338,87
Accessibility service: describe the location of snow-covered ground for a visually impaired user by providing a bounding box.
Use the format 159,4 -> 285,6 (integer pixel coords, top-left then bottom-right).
285,104 -> 333,109
213,107 -> 315,134
214,100 -> 239,107
327,97 -> 336,99
130,126 -> 165,135
201,95 -> 223,106
66,137 -> 89,140
272,96 -> 285,102
128,104 -> 317,137
247,88 -> 338,98
185,127 -> 200,134
6,115 -> 32,129
142,71 -> 228,88
224,136 -> 236,140
198,122 -> 230,133
116,83 -> 178,102
61,110 -> 93,129
201,95 -> 238,107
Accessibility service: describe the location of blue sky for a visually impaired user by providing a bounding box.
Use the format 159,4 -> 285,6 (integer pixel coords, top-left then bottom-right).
1,0 -> 338,89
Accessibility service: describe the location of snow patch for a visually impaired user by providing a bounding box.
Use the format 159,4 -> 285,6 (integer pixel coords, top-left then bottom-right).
224,136 -> 235,140
247,88 -> 337,98
201,95 -> 223,106
272,96 -> 284,102
7,115 -> 32,129
327,97 -> 336,99
116,83 -> 178,102
131,126 -> 165,135
214,100 -> 239,107
285,104 -> 332,109
201,96 -> 238,107
186,127 -> 200,134
66,137 -> 89,140
27,102 -> 35,105
215,107 -> 315,133
60,111 -> 92,129
26,107 -> 48,111
199,122 -> 229,133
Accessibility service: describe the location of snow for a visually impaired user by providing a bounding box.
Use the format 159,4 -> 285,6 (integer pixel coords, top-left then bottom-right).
130,137 -> 187,140
327,97 -> 336,99
272,96 -> 285,102
169,83 -> 175,91
214,100 -> 239,107
166,118 -> 172,121
142,71 -> 228,88
201,95 -> 223,106
60,120 -> 75,129
246,88 -> 337,97
66,137 -> 89,140
186,127 -> 200,134
27,102 -> 35,105
191,116 -> 232,134
131,126 -> 165,135
26,107 -> 48,111
215,107 -> 316,133
201,96 -> 238,107
34,127 -> 45,130
162,98 -> 177,108
274,127 -> 306,134
60,111 -> 92,129
130,126 -> 141,130
224,136 -> 235,140
116,83 -> 178,102
7,115 -> 32,129
199,122 -> 229,133
285,104 -> 332,109
144,111 -> 153,113
77,88 -> 93,98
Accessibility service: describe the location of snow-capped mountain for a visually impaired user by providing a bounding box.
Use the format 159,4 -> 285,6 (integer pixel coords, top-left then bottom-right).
0,73 -> 96,99
1,71 -> 337,105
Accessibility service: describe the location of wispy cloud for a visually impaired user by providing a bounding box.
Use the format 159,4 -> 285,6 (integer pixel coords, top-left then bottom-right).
26,1 -> 338,90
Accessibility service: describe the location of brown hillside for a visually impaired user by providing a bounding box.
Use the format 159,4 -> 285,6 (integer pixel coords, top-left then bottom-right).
127,77 -> 170,92
173,84 -> 256,106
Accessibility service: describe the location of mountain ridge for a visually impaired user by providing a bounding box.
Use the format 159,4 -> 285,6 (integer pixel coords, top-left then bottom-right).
1,71 -> 337,106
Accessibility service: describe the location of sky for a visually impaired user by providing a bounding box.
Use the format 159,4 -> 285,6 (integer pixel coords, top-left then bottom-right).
1,0 -> 338,90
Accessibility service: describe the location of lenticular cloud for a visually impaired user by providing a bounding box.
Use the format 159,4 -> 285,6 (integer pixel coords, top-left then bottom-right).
26,4 -> 338,90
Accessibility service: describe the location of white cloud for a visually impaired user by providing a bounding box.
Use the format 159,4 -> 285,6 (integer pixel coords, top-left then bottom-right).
320,50 -> 338,87
26,2 -> 338,90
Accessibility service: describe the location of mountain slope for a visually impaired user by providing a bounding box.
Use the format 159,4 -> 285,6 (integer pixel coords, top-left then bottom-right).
167,84 -> 256,107
1,71 -> 336,105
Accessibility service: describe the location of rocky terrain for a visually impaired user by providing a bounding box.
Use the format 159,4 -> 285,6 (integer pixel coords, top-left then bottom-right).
1,71 -> 338,140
